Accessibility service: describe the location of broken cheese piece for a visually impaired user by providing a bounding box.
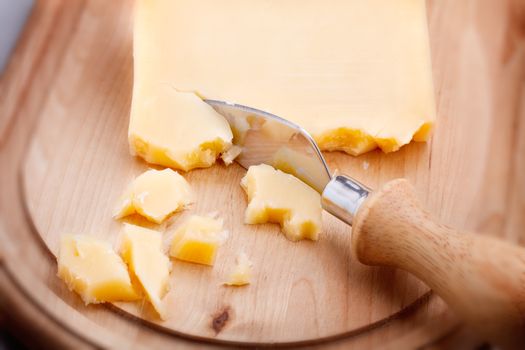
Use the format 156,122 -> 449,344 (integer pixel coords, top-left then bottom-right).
271,147 -> 328,192
170,215 -> 228,266
221,145 -> 242,166
120,224 -> 170,320
129,85 -> 233,171
134,0 -> 435,156
241,164 -> 322,241
224,252 -> 252,286
115,168 -> 192,224
57,235 -> 139,304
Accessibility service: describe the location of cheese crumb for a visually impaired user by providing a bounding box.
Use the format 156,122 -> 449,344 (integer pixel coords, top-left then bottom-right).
224,252 -> 252,286
221,145 -> 242,165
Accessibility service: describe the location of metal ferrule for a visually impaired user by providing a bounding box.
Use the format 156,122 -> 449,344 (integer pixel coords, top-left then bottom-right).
321,175 -> 370,225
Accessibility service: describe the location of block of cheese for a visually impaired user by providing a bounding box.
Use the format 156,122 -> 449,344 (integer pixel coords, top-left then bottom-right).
134,0 -> 435,156
129,85 -> 233,171
57,235 -> 139,304
170,215 -> 228,266
224,252 -> 252,287
119,224 -> 170,320
114,168 -> 192,224
241,164 -> 322,241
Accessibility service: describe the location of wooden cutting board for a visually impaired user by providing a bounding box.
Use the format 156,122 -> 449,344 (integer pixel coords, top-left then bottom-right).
1,0 -> 524,348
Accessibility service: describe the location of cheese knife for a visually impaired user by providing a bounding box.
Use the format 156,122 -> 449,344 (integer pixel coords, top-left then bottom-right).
205,99 -> 525,348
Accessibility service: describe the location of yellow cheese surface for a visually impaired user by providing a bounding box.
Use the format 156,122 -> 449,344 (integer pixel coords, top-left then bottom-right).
224,252 -> 252,287
170,215 -> 228,266
57,235 -> 139,304
115,168 -> 192,224
120,224 -> 171,320
134,0 -> 435,155
129,85 -> 233,171
241,164 -> 322,241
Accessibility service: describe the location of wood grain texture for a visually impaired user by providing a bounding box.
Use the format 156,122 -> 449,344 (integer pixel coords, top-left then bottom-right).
0,0 -> 523,348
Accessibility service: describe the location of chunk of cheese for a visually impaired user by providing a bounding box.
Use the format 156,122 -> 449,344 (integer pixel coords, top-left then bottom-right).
221,145 -> 242,166
134,0 -> 435,156
224,252 -> 252,286
119,224 -> 170,320
241,164 -> 322,241
169,215 -> 228,266
129,85 -> 233,171
115,168 -> 192,224
271,147 -> 329,192
57,235 -> 139,304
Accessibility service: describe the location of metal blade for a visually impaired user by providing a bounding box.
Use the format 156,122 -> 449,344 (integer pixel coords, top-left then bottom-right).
205,99 -> 332,193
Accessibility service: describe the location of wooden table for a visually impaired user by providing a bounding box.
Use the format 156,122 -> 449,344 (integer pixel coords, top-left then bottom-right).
0,0 -> 524,348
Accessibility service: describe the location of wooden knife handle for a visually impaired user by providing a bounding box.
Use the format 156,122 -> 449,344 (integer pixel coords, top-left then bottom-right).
352,179 -> 525,348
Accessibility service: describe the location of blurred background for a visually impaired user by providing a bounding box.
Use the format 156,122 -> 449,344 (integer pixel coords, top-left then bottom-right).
1,1 -> 34,348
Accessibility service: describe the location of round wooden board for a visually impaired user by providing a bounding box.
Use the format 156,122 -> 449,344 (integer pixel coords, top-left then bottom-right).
1,0 -> 524,348
18,0 -> 435,345
20,1 -> 432,339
